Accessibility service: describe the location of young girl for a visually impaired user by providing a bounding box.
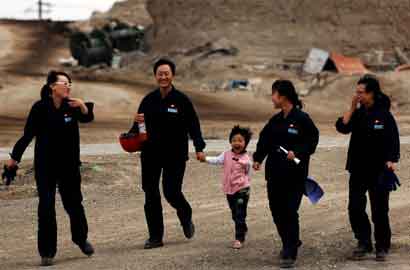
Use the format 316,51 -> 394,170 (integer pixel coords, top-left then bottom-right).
202,125 -> 252,249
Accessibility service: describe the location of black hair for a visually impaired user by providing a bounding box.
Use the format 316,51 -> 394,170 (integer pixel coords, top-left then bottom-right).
229,125 -> 253,148
271,79 -> 303,109
153,58 -> 176,75
357,74 -> 391,110
40,70 -> 71,100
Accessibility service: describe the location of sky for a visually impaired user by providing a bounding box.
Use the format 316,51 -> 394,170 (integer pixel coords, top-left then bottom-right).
0,0 -> 122,21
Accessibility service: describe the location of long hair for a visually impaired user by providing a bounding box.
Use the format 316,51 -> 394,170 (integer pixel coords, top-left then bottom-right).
40,71 -> 71,100
272,80 -> 303,109
357,74 -> 390,110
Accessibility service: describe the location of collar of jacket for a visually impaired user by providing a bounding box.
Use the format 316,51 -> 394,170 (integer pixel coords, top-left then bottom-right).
155,85 -> 176,99
278,106 -> 299,119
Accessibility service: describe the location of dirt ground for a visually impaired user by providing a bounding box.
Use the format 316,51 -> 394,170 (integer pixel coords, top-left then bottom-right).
1,147 -> 409,270
0,18 -> 410,270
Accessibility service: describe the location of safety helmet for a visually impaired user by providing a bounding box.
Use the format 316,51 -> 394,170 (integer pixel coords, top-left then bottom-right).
119,132 -> 147,153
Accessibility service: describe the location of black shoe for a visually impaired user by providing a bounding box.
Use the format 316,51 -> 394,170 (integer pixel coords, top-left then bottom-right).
279,258 -> 296,268
351,243 -> 373,260
182,220 -> 195,239
144,239 -> 164,249
375,250 -> 388,261
40,257 -> 54,267
79,241 -> 95,257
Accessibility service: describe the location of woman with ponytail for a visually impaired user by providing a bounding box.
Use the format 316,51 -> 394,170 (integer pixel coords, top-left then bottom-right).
253,79 -> 319,268
4,71 -> 95,266
336,74 -> 400,261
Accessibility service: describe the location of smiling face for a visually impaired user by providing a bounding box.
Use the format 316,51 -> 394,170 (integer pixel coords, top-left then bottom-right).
51,75 -> 71,99
155,64 -> 174,90
230,133 -> 246,154
272,90 -> 286,109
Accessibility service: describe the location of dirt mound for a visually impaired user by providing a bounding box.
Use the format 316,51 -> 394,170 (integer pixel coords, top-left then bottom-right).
146,0 -> 410,57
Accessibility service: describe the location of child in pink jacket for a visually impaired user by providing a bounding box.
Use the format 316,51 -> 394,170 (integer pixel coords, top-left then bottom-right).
202,125 -> 252,249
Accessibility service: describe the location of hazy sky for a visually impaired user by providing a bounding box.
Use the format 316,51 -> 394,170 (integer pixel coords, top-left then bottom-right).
0,0 -> 122,21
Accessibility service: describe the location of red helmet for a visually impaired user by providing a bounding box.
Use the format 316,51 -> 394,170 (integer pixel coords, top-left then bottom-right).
119,132 -> 147,153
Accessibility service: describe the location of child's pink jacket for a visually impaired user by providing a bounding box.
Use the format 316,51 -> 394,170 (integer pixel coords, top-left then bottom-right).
206,151 -> 251,195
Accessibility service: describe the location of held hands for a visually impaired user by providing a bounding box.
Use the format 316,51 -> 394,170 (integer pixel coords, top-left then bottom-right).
252,162 -> 261,171
196,152 -> 206,162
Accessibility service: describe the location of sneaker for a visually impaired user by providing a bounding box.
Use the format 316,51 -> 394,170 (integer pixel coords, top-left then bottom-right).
375,250 -> 388,261
232,240 -> 243,249
144,238 -> 164,249
351,243 -> 373,260
40,257 -> 54,267
182,220 -> 195,239
279,258 -> 296,268
79,241 -> 95,257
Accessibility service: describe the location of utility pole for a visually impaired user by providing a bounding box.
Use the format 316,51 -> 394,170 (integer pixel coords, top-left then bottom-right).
37,0 -> 52,20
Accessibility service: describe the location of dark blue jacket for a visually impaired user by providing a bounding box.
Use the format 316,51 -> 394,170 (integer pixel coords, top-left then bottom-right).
336,105 -> 400,173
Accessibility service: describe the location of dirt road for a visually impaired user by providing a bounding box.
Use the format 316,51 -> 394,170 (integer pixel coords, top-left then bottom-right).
3,136 -> 410,161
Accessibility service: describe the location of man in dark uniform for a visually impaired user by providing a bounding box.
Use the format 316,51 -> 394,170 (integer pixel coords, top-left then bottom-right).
336,75 -> 400,261
253,80 -> 319,268
5,71 -> 95,266
130,58 -> 206,249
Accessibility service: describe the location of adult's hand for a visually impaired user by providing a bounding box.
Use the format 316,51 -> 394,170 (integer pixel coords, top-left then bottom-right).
196,152 -> 206,162
342,94 -> 359,125
350,94 -> 359,112
253,162 -> 261,171
287,151 -> 296,161
6,159 -> 17,169
386,161 -> 397,171
68,98 -> 88,114
134,113 -> 145,123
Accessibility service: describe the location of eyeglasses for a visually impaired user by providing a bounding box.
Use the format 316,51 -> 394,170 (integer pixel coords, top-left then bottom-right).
54,81 -> 72,88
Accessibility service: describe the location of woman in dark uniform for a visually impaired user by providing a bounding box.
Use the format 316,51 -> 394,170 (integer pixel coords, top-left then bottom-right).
4,71 -> 95,266
253,80 -> 319,268
336,75 -> 399,261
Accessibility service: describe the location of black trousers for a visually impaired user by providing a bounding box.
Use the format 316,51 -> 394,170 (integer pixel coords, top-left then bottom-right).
35,168 -> 88,258
267,179 -> 304,259
226,187 -> 250,242
348,172 -> 391,252
140,156 -> 192,241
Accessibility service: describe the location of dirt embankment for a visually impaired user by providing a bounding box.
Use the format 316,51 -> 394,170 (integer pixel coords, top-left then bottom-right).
146,0 -> 410,57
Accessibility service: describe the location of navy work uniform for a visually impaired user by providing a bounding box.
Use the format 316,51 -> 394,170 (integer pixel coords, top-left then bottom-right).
253,107 -> 319,260
130,86 -> 206,242
336,103 -> 400,253
10,97 -> 94,258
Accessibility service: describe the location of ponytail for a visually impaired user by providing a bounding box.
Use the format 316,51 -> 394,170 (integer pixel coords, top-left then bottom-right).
40,84 -> 52,100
